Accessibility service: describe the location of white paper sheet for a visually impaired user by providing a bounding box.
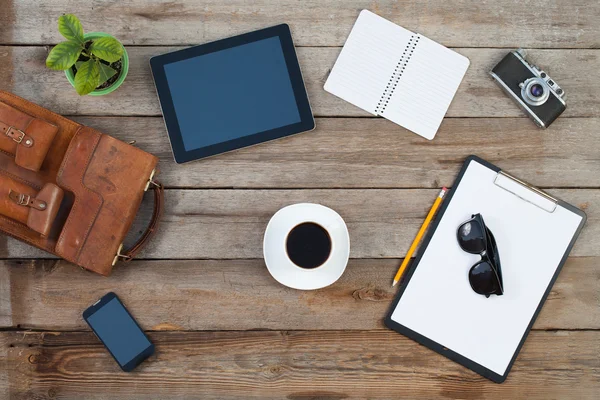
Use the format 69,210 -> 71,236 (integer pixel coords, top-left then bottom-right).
324,10 -> 413,114
382,34 -> 469,139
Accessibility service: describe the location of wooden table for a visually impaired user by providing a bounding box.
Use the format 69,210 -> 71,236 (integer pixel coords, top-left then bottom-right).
1,1 -> 599,398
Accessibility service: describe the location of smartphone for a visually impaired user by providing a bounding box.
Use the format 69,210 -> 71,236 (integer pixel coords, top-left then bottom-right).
83,292 -> 154,372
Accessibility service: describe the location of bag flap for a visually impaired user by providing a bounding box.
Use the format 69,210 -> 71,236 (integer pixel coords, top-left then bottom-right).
27,183 -> 65,237
55,127 -> 158,275
0,101 -> 58,171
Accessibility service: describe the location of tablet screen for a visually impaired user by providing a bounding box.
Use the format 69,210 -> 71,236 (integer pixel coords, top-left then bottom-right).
163,36 -> 302,151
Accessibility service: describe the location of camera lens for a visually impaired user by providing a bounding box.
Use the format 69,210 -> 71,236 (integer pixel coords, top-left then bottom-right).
530,84 -> 544,98
521,78 -> 550,106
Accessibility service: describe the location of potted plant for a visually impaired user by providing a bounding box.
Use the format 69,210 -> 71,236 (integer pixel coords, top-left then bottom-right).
46,14 -> 129,96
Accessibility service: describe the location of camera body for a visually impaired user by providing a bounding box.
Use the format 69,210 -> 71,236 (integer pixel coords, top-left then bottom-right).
490,49 -> 566,128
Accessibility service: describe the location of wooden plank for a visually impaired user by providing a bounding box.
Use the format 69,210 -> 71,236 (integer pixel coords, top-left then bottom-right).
68,116 -> 600,189
1,189 -> 597,259
1,330 -> 598,399
0,335 -> 7,400
0,265 -> 8,400
1,257 -> 598,331
1,46 -> 598,118
1,1 -> 599,48
0,264 -> 11,327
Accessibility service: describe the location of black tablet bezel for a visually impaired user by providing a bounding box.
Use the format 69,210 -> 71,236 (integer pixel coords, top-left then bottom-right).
384,155 -> 587,383
83,292 -> 155,372
150,24 -> 315,164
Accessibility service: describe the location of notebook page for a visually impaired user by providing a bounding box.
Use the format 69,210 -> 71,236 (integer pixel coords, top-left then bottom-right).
382,34 -> 469,139
390,159 -> 583,376
324,10 -> 414,114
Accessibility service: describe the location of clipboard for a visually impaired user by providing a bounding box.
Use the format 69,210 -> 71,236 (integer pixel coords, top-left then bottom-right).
385,155 -> 586,383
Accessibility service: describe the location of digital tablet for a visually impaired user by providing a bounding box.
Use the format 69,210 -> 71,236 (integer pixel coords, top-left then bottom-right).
150,24 -> 315,163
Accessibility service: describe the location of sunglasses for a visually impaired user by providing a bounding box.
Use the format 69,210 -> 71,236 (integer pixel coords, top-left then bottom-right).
457,213 -> 503,297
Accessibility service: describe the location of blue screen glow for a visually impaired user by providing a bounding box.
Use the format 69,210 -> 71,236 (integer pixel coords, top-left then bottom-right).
163,36 -> 301,151
87,298 -> 150,366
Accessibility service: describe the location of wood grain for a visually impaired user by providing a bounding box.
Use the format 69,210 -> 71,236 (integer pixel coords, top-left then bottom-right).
2,0 -> 599,48
1,257 -> 598,331
1,46 -> 598,117
1,189 -> 597,259
2,330 -> 599,400
67,116 -> 600,189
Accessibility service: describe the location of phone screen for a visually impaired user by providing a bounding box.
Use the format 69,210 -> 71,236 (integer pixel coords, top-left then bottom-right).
84,293 -> 153,370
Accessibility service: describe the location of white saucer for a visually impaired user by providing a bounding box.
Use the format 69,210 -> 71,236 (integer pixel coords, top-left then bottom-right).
263,203 -> 350,290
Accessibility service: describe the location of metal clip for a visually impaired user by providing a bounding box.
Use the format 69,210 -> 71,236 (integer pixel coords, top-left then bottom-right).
494,171 -> 558,213
5,126 -> 25,144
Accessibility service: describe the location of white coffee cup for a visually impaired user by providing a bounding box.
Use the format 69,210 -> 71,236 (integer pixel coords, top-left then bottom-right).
263,203 -> 350,290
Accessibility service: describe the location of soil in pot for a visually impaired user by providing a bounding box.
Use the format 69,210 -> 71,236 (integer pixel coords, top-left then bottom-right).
70,40 -> 122,90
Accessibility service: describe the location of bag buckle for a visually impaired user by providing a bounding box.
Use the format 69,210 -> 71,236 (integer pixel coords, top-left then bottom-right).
9,190 -> 31,206
5,126 -> 25,144
8,190 -> 48,211
17,193 -> 31,205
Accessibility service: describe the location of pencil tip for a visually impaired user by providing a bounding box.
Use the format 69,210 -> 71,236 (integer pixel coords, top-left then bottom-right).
392,280 -> 398,287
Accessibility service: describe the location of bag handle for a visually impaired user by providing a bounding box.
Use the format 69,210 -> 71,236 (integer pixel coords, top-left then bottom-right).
117,181 -> 164,264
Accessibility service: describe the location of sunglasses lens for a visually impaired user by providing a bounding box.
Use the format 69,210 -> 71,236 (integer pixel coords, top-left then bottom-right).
458,219 -> 485,253
469,261 -> 498,295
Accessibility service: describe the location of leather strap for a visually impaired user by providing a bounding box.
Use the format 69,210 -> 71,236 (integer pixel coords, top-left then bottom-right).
121,181 -> 164,262
8,189 -> 47,211
0,121 -> 34,147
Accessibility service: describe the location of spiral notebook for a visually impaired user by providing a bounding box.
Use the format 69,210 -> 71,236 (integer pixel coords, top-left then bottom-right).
324,10 -> 470,140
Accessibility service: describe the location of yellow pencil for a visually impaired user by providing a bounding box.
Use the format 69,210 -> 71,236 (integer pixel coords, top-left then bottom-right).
392,187 -> 448,287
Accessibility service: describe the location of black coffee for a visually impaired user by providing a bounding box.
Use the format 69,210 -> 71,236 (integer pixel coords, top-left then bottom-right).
286,222 -> 332,269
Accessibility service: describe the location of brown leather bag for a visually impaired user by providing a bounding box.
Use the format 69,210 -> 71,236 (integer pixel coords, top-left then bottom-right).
0,91 -> 163,275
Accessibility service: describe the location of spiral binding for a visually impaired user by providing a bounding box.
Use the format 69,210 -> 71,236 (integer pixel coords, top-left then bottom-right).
375,34 -> 420,115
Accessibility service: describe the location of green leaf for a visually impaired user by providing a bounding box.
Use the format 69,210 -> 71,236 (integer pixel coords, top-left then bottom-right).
46,41 -> 82,70
75,61 -> 84,70
58,14 -> 84,44
98,63 -> 118,86
89,37 -> 124,63
74,60 -> 100,95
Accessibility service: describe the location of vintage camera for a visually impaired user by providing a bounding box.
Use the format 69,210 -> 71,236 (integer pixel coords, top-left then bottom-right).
490,49 -> 566,128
